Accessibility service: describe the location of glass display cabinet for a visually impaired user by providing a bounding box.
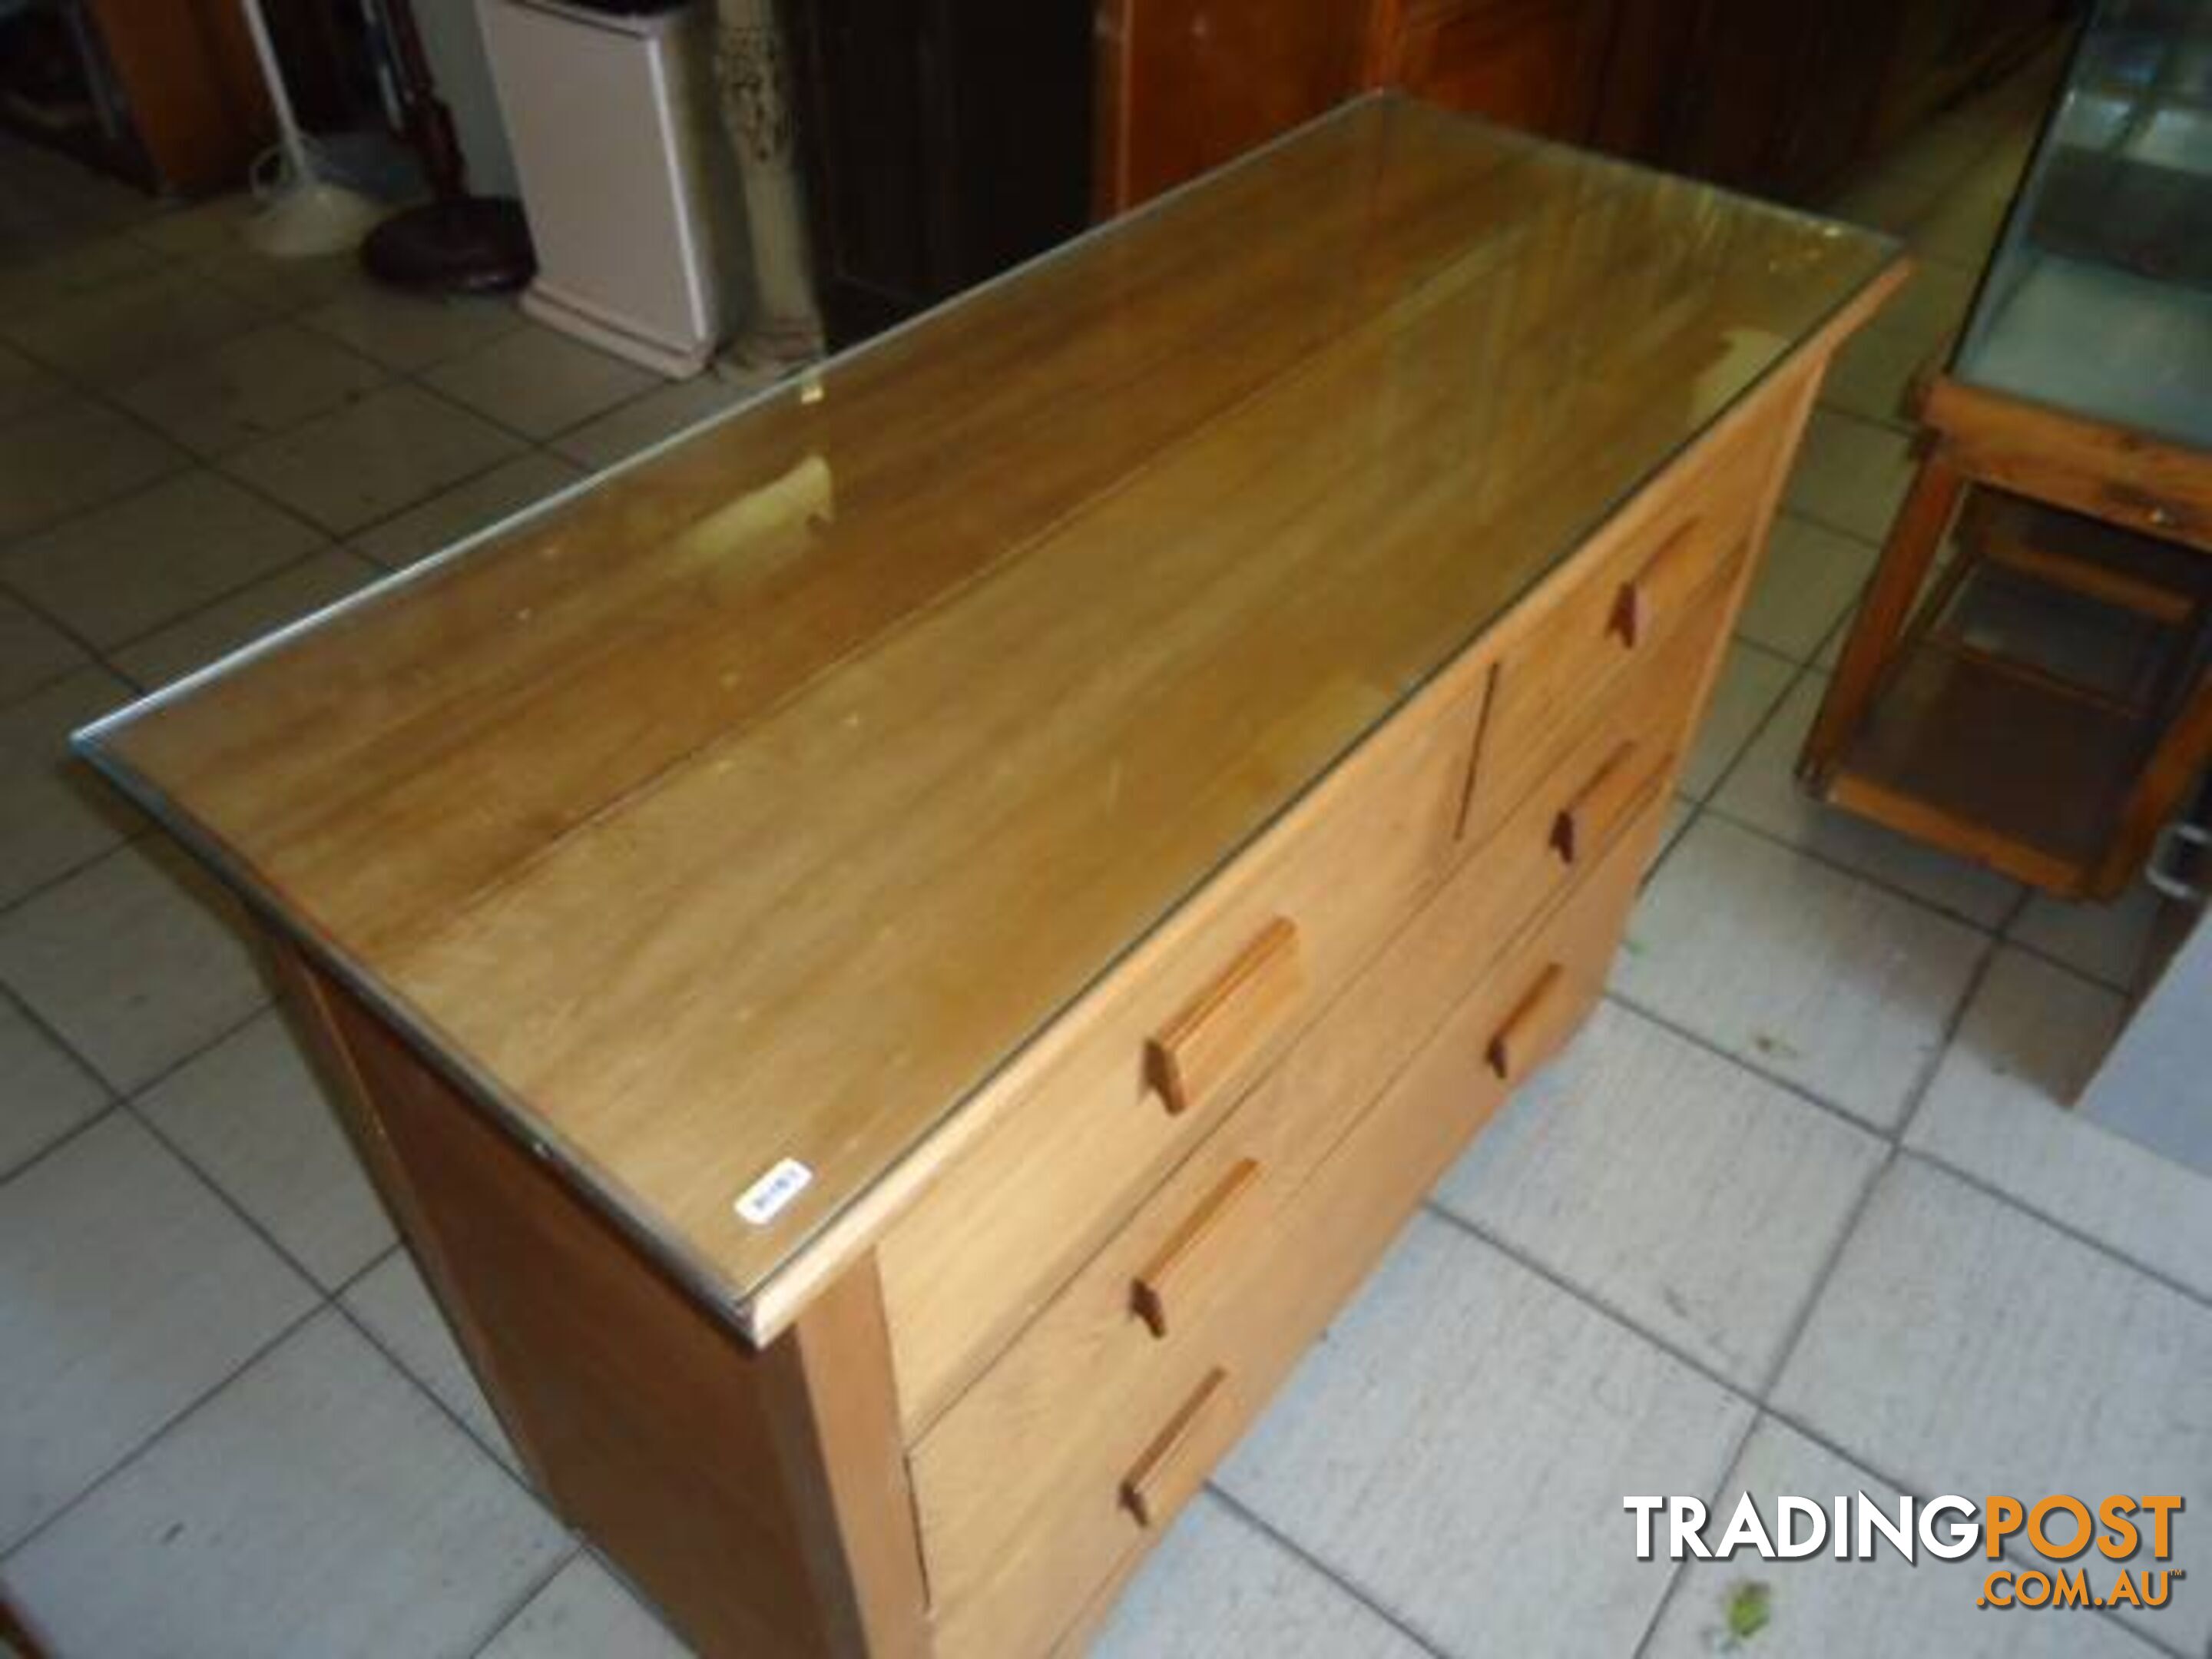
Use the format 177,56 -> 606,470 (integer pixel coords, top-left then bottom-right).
1801,0 -> 2212,900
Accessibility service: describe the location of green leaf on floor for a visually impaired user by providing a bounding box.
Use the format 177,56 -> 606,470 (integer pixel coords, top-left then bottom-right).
1750,1030 -> 1803,1062
1726,1580 -> 1773,1641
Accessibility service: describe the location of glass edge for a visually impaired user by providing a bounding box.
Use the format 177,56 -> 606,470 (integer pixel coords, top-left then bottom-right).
68,727 -> 770,1340
1949,9 -> 2092,382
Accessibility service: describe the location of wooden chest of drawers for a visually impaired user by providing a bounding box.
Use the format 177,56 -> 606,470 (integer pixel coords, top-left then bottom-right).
80,97 -> 1902,1658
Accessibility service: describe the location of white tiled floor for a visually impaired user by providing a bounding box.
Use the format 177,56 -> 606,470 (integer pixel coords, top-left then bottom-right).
0,121 -> 765,1657
5,48 -> 2207,1659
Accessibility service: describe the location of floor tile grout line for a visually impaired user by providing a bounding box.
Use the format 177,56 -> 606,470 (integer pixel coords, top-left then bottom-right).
1683,649 -> 1820,811
1780,492 -> 1921,555
0,942 -> 276,1137
1557,1104 -> 2199,1649
190,388 -> 535,547
85,540 -> 353,675
1592,916 -> 2212,1398
387,326 -> 683,455
1749,1124 -> 1911,1400
1772,501 -> 1884,555
122,1094 -> 359,1304
0,818 -> 156,931
2,230 -> 759,589
1598,988 -> 1909,1147
1644,796 -> 1700,884
1994,923 -> 2149,1000
0,1098 -> 122,1190
1896,1144 -> 2212,1318
460,1541 -> 586,1659
0,972 -> 115,1105
107,989 -> 280,1098
338,431 -> 589,568
1733,919 -> 2006,1442
1422,1203 -> 1766,1409
282,279 -> 730,465
0,455 -> 338,653
1693,793 -> 2017,935
573,1542 -> 700,1654
9,1263 -> 567,1653
0,302 -> 349,562
329,1296 -> 559,1522
1675,641 -> 1803,813
0,1296 -> 324,1570
4,256 -> 559,564
337,1240 -> 405,1298
1199,1484 -> 1458,1659
1627,1412 -> 1759,1659
1886,917 -> 2007,1151
0,569 -> 124,687
1,283 -> 277,391
0,654 -> 108,720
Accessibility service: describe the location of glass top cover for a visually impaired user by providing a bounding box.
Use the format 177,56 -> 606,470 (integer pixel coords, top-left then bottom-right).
80,95 -> 1898,1329
1953,0 -> 2212,447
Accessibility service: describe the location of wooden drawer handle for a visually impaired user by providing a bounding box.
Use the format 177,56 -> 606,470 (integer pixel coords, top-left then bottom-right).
1121,1367 -> 1238,1529
1132,1158 -> 1263,1339
1486,963 -> 1571,1084
1609,518 -> 1701,649
1550,740 -> 1647,866
1146,918 -> 1303,1117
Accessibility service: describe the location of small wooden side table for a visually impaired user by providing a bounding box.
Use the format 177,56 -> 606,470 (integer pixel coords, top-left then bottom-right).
1799,375 -> 2212,899
1799,0 -> 2212,900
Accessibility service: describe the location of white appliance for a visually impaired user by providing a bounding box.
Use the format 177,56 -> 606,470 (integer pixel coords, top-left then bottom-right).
477,0 -> 748,377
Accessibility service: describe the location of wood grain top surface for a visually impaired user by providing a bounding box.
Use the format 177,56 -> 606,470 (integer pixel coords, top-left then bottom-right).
83,95 -> 1899,1331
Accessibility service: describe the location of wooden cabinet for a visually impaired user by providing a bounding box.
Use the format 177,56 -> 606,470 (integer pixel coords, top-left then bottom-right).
780,0 -> 1094,345
781,0 -> 2059,339
1091,0 -> 2066,214
1628,0 -> 2049,204
79,0 -> 272,194
81,99 -> 1902,1658
1094,0 -> 1373,210
1373,0 -> 1618,143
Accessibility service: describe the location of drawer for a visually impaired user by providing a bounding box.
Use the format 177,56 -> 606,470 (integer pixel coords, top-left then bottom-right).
1459,411 -> 1780,849
930,781 -> 1672,1659
877,662 -> 1495,1432
908,600 -> 1717,1612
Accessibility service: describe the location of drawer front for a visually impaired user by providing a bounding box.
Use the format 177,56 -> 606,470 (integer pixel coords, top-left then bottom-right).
877,664 -> 1495,1432
1460,413 -> 1780,849
908,596 -> 1723,1611
930,783 -> 1671,1659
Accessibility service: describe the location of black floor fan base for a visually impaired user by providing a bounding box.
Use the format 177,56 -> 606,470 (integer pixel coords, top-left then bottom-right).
363,196 -> 536,295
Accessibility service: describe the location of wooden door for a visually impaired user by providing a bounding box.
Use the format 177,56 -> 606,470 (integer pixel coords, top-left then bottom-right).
1093,0 -> 1373,212
1376,0 -> 1618,144
782,0 -> 1093,346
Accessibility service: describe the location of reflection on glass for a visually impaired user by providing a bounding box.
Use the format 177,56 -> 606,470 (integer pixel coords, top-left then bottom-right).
81,98 -> 1900,1303
1954,0 -> 2212,446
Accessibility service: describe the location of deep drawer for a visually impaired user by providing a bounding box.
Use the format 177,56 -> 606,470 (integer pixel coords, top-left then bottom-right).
929,778 -> 1673,1659
876,655 -> 1495,1433
906,601 -> 1722,1617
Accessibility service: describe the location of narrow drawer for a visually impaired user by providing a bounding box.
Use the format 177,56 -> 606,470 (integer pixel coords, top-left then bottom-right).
1459,414 -> 1779,849
877,659 -> 1494,1432
930,783 -> 1672,1659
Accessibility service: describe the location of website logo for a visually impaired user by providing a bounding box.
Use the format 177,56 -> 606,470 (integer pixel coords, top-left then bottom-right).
1626,1492 -> 2184,1613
